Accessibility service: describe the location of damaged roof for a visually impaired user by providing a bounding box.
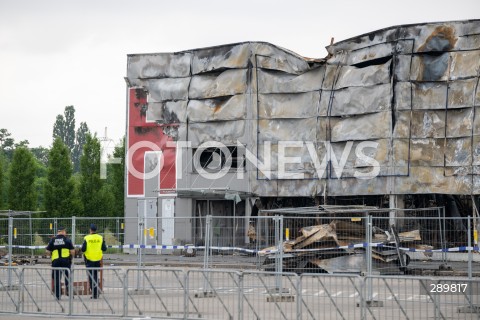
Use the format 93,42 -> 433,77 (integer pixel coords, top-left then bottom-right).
126,19 -> 480,197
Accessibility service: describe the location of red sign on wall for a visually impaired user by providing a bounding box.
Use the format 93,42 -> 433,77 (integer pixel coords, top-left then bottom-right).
127,88 -> 176,196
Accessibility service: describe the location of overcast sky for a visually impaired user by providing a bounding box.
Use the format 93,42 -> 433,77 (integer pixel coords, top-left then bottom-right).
0,0 -> 478,148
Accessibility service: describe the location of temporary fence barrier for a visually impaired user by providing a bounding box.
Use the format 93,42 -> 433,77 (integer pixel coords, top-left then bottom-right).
1,208 -> 479,277
1,265 -> 480,319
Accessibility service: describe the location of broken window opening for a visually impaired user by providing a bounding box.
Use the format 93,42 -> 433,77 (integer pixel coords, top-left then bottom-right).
193,145 -> 245,173
351,55 -> 392,69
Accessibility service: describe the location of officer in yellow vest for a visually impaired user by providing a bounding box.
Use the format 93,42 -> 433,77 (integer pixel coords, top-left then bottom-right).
81,224 -> 106,299
46,226 -> 75,300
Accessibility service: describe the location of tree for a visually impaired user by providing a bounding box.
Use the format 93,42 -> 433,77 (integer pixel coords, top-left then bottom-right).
73,122 -> 90,172
8,147 -> 37,210
63,106 -> 76,151
53,107 -> 90,173
0,152 -> 3,209
80,134 -> 103,215
0,128 -> 15,160
44,138 -> 80,217
53,105 -> 76,153
52,114 -> 65,144
31,146 -> 50,167
109,138 -> 125,216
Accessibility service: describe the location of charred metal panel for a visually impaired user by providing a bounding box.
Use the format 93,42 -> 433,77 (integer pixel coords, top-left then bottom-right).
188,120 -> 246,147
456,34 -> 480,50
327,177 -> 389,196
410,110 -> 446,138
474,136 -> 480,165
446,108 -> 473,138
258,118 -> 317,143
449,51 -> 480,79
408,139 -> 445,167
330,112 -> 392,142
191,43 -> 250,74
145,78 -> 190,101
329,84 -> 391,116
187,95 -> 247,122
447,79 -> 476,108
334,60 -> 391,89
127,53 -> 191,79
277,179 -> 320,197
146,101 -> 187,124
392,112 -> 411,138
258,92 -> 319,119
395,82 -> 448,110
445,138 -> 472,166
330,139 -> 391,178
253,43 -> 312,74
189,69 -> 248,99
257,67 -> 324,93
342,43 -> 394,65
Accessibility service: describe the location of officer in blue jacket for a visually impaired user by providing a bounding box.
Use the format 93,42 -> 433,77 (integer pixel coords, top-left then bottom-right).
46,226 -> 75,300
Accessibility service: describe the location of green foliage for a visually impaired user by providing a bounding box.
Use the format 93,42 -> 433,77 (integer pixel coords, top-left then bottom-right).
35,177 -> 47,211
73,122 -> 90,172
53,114 -> 65,144
0,154 -> 9,209
0,152 -> 3,209
104,227 -> 121,253
8,147 -> 37,210
33,232 -> 47,254
63,106 -> 76,151
45,138 -> 77,217
80,134 -> 104,216
0,128 -> 15,160
30,146 -> 50,167
110,138 -> 125,217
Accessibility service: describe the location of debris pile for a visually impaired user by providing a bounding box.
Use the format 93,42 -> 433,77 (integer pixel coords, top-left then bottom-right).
258,220 -> 424,274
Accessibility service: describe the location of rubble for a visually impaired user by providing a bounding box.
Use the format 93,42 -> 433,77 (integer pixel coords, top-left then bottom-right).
258,220 -> 423,274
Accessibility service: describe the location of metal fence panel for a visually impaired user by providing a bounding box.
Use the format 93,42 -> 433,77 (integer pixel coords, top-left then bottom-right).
362,275 -> 480,320
0,267 -> 21,314
300,273 -> 363,320
241,271 -> 299,320
21,266 -> 69,315
186,269 -> 242,320
125,268 -> 189,319
70,266 -> 125,318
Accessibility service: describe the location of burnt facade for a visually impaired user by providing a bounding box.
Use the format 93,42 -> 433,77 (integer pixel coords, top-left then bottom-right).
124,19 -> 480,246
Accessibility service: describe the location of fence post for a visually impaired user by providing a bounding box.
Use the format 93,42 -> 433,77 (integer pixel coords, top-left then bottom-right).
203,215 -> 213,294
274,215 -> 284,292
296,275 -> 302,320
116,218 -> 120,244
365,215 -> 373,300
438,207 -> 447,264
468,215 -> 472,279
124,269 -> 129,316
238,272 -> 243,320
136,215 -> 144,290
71,216 -> 76,249
8,215 -> 13,288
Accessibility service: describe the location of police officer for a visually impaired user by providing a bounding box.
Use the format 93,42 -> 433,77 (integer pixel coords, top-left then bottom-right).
46,226 -> 75,300
81,224 -> 106,299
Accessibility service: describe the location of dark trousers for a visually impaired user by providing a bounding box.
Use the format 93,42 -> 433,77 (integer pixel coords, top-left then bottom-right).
52,259 -> 71,300
86,260 -> 101,298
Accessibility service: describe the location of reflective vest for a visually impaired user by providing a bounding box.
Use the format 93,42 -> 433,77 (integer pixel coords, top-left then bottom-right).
83,234 -> 104,261
51,248 -> 71,261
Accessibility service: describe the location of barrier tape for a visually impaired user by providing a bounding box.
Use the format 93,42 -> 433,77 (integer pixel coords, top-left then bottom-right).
6,243 -> 480,254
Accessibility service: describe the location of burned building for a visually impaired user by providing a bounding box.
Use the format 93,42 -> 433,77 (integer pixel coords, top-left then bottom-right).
124,19 -> 480,247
